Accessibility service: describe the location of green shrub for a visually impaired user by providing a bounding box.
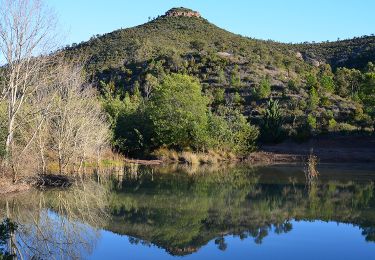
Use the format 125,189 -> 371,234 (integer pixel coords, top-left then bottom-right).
336,123 -> 358,132
307,114 -> 317,130
208,107 -> 259,154
260,99 -> 284,143
148,74 -> 210,150
308,87 -> 319,110
328,118 -> 337,131
253,78 -> 271,99
293,123 -> 313,142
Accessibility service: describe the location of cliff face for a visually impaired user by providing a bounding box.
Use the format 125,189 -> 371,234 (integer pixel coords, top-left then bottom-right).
165,7 -> 201,18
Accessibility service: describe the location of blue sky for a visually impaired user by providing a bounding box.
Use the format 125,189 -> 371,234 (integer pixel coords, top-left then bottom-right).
49,0 -> 375,46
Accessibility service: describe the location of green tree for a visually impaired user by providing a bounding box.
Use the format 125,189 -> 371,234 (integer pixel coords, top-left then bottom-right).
320,75 -> 335,93
212,88 -> 225,105
260,99 -> 284,143
306,74 -> 319,90
148,74 -> 210,150
307,114 -> 317,130
359,72 -> 375,124
308,87 -> 319,111
334,68 -> 362,97
217,68 -> 227,84
253,78 -> 271,99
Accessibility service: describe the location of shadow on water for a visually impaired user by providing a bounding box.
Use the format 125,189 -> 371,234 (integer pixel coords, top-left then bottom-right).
1,163 -> 375,258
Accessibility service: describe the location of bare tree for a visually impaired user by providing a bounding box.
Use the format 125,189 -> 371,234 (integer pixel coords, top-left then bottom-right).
0,0 -> 57,173
47,63 -> 109,175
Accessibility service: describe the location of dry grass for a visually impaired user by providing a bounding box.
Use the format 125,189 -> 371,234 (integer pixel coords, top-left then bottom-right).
152,148 -> 240,165
152,148 -> 179,162
179,151 -> 199,165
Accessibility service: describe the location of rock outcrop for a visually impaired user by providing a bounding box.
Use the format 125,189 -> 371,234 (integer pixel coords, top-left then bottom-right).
165,7 -> 201,18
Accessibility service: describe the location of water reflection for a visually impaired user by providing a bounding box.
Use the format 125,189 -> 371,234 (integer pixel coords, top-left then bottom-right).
0,180 -> 108,259
107,164 -> 375,255
1,164 -> 375,259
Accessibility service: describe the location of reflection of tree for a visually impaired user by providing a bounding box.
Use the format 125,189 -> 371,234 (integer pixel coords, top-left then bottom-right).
214,236 -> 227,251
0,218 -> 17,259
362,227 -> 375,242
0,180 -> 109,259
107,165 -> 375,255
1,166 -> 375,258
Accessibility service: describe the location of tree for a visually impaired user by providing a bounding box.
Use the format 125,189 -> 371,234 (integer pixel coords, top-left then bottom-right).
282,58 -> 292,77
47,64 -> 109,174
217,68 -> 226,84
253,77 -> 271,99
334,68 -> 362,97
320,75 -> 335,93
0,0 -> 57,169
144,73 -> 158,99
260,99 -> 284,143
209,106 -> 259,154
308,87 -> 319,111
306,74 -> 319,90
230,65 -> 241,88
359,72 -> 375,126
147,74 -> 209,150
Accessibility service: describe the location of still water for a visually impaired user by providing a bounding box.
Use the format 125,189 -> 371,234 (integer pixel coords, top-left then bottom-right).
1,163 -> 375,259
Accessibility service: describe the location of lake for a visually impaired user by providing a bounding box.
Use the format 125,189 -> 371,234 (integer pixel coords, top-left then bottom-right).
1,163 -> 375,259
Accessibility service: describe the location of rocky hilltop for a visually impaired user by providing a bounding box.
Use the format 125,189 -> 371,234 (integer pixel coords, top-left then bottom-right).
165,7 -> 201,18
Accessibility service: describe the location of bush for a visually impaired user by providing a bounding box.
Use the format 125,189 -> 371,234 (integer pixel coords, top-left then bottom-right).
293,123 -> 313,142
307,114 -> 317,130
336,123 -> 358,132
308,87 -> 319,110
260,99 -> 284,143
328,118 -> 337,131
253,78 -> 271,99
208,107 -> 259,154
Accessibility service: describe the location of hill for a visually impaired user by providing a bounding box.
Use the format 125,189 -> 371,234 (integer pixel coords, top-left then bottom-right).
62,8 -> 375,152
294,36 -> 375,70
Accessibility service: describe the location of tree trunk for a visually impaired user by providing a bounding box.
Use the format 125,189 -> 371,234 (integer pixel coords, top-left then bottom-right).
5,114 -> 15,166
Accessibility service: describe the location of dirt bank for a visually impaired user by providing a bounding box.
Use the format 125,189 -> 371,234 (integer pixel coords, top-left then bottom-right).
250,135 -> 375,164
0,178 -> 31,195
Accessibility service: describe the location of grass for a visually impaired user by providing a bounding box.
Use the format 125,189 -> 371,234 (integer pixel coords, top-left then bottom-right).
152,148 -> 240,165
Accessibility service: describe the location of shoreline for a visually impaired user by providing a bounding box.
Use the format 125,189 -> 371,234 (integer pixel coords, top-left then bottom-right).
1,135 -> 374,196
0,178 -> 31,195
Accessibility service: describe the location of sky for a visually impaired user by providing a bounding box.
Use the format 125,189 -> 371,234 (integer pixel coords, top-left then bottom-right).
49,0 -> 375,46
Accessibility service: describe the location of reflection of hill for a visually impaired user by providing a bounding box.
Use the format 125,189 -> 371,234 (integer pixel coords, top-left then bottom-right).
106,165 -> 375,255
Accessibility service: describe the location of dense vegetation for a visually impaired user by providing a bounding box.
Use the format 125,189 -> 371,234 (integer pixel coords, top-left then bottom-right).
103,74 -> 258,157
61,8 -> 375,156
1,5 -> 375,163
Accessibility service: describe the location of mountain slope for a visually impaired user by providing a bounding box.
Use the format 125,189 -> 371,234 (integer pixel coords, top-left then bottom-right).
294,36 -> 375,70
63,8 -> 375,138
